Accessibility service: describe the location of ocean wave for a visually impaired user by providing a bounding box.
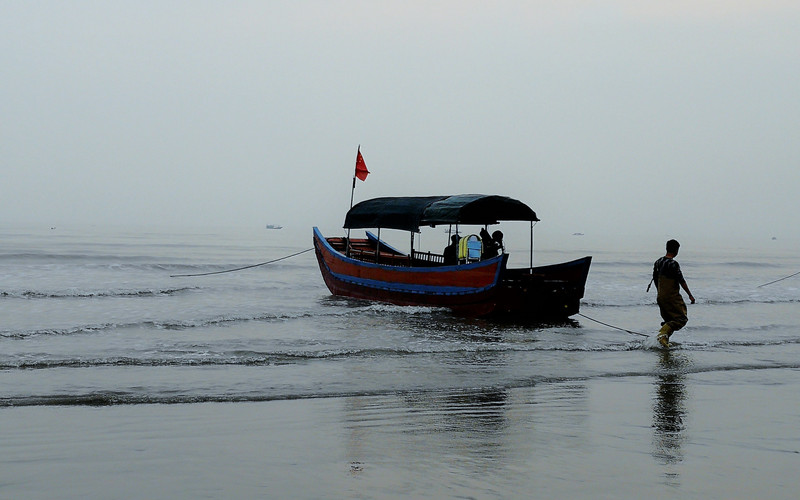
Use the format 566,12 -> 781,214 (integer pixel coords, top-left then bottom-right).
0,287 -> 197,300
0,307 -> 382,339
16,335 -> 790,371
0,313 -> 314,338
0,253 -> 190,267
0,254 -> 309,273
0,346 -> 432,369
364,303 -> 451,315
0,390 -> 393,407
0,342 -> 639,370
580,300 -> 653,308
702,297 -> 800,306
0,354 -> 283,370
4,359 -> 800,408
0,346 -> 465,370
0,252 -> 140,261
582,296 -> 800,308
676,337 -> 800,349
708,260 -> 788,269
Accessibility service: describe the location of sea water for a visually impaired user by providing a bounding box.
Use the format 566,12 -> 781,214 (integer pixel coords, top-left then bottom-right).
2,226 -> 799,499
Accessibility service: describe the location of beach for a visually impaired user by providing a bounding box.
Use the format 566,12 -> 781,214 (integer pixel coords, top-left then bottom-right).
3,368 -> 799,499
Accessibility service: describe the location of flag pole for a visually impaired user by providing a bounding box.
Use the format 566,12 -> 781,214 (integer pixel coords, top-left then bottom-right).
347,172 -> 355,256
350,174 -> 357,209
350,145 -> 361,209
346,146 -> 362,256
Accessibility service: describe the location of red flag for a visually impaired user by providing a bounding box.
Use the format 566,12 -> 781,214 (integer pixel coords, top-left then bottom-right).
354,147 -> 369,181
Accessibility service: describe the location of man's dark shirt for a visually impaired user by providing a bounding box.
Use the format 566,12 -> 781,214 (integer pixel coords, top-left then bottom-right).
653,256 -> 684,288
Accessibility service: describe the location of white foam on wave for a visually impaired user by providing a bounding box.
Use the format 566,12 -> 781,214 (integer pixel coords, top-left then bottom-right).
364,303 -> 450,315
640,335 -> 664,350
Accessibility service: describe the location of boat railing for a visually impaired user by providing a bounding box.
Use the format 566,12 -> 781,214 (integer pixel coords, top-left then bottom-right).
411,250 -> 445,266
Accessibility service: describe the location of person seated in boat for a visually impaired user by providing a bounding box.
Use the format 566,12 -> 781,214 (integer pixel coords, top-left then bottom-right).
443,234 -> 459,265
481,229 -> 503,259
480,229 -> 494,258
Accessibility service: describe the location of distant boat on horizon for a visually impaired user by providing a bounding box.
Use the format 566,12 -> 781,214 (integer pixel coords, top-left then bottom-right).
265,224 -> 283,230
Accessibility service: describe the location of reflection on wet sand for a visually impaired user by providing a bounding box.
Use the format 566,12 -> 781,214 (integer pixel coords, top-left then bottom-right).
343,388 -> 511,475
342,380 -> 591,483
652,349 -> 689,484
340,331 -> 593,488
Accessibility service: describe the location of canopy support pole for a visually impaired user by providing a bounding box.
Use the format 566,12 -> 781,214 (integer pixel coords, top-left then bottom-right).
530,221 -> 534,271
376,228 -> 381,263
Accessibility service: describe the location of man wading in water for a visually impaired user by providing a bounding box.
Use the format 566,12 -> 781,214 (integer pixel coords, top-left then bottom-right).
652,239 -> 695,348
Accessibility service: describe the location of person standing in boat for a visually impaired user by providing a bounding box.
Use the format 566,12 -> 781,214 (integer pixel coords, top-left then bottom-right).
652,239 -> 695,348
443,234 -> 459,265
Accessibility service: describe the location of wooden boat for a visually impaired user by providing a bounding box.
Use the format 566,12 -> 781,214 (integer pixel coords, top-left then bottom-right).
313,194 -> 591,320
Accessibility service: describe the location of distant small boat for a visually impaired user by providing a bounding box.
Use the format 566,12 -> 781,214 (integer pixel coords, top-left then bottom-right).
265,224 -> 283,230
313,194 -> 591,320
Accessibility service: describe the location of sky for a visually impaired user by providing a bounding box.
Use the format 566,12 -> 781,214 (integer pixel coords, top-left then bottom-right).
2,1 -> 799,248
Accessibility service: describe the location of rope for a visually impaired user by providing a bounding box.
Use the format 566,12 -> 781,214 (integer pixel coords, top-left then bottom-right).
170,248 -> 314,278
757,271 -> 800,288
577,312 -> 649,337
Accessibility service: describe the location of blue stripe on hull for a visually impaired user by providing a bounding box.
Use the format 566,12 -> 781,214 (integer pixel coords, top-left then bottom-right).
328,270 -> 495,296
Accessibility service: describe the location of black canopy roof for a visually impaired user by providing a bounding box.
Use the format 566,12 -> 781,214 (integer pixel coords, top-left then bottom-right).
344,194 -> 539,232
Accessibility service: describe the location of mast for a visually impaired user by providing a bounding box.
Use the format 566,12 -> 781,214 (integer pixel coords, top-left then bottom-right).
346,175 -> 356,258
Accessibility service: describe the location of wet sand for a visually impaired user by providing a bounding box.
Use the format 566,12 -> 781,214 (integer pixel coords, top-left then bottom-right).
3,362 -> 799,499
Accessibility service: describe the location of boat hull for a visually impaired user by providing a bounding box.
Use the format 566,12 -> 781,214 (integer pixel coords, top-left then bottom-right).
491,258 -> 592,319
313,227 -> 590,320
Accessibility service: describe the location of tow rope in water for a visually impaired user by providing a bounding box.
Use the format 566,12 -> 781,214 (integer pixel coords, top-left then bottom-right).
577,313 -> 649,338
757,271 -> 800,288
170,248 -> 314,278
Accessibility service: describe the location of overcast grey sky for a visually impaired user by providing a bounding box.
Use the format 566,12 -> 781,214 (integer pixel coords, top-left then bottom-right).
2,1 -> 798,246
